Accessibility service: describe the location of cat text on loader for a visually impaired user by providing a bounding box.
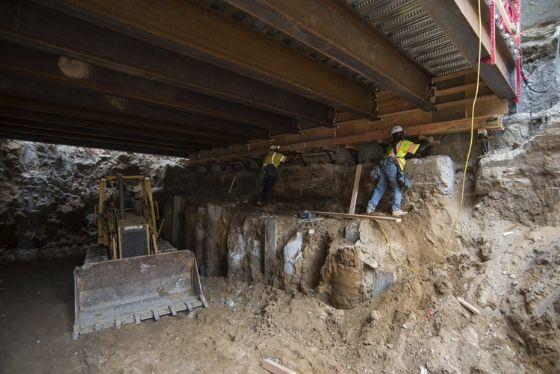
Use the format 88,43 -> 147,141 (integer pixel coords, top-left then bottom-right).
72,174 -> 207,340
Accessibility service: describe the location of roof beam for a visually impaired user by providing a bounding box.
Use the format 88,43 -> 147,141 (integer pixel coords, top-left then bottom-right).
0,108 -> 222,147
0,0 -> 333,125
225,0 -> 433,110
417,0 -> 516,99
0,40 -> 297,134
0,96 -> 246,144
0,72 -> 270,140
0,117 -> 208,150
0,126 -> 191,157
40,0 -> 376,117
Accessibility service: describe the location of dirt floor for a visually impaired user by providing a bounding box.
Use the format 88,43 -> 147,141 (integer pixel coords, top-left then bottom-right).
1,216 -> 558,374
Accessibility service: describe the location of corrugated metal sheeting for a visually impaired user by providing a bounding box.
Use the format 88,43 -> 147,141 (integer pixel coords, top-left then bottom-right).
347,0 -> 472,76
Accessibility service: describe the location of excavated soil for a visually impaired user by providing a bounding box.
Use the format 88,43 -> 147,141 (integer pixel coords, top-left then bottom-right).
1,203 -> 558,373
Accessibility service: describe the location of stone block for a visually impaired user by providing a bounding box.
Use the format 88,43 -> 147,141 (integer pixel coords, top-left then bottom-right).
406,155 -> 454,195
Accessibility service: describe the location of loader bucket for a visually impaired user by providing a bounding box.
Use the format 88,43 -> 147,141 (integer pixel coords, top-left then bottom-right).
73,250 -> 207,339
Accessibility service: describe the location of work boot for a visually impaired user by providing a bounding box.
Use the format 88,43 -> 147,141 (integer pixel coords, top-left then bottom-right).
392,210 -> 407,216
256,200 -> 263,206
366,208 -> 375,215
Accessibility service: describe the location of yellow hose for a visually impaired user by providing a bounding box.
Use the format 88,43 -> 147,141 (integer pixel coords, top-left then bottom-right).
445,0 -> 483,254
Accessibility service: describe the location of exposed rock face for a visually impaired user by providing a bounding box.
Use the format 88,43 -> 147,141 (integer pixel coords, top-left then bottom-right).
406,155 -> 454,195
476,104 -> 560,226
521,23 -> 560,113
0,140 -> 179,260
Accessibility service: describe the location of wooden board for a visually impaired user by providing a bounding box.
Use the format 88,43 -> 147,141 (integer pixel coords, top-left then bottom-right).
311,211 -> 401,223
348,164 -> 362,214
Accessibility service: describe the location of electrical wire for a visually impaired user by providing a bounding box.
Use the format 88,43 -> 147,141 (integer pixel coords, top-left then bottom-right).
522,26 -> 560,93
445,0 -> 483,253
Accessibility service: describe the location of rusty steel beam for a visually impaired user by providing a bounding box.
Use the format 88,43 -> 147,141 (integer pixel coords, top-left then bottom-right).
0,72 -> 271,140
0,109 -> 221,148
0,117 -> 209,150
40,0 -> 376,117
417,0 -> 516,99
0,126 -> 193,157
0,0 -> 335,125
0,95 -> 246,143
226,0 -> 433,110
0,41 -> 298,133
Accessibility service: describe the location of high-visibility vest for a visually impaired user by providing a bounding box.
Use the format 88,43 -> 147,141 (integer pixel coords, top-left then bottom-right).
263,151 -> 286,168
386,139 -> 419,170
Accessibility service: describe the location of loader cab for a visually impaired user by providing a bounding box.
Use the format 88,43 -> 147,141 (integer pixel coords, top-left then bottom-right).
95,174 -> 160,260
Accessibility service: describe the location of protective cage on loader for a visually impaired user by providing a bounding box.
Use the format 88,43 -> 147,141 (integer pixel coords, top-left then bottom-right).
73,175 -> 207,340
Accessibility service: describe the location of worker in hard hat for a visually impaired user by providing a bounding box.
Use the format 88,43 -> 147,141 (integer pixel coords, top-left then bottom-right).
366,125 -> 423,216
256,145 -> 287,206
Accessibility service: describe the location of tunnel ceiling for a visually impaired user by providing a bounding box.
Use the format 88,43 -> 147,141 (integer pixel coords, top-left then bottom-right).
0,0 -> 517,157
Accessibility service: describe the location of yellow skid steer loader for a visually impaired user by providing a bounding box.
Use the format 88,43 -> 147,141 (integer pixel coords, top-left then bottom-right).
72,175 -> 206,339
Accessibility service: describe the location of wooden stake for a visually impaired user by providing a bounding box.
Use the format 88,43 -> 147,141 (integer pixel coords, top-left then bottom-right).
348,164 -> 362,214
457,297 -> 481,315
262,358 -> 296,374
228,175 -> 237,194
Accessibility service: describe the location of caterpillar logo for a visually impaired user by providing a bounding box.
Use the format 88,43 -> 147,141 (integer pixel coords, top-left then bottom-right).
124,225 -> 144,231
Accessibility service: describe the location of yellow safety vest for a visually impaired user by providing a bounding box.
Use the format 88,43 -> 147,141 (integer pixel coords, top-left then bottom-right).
263,151 -> 286,168
386,139 -> 419,170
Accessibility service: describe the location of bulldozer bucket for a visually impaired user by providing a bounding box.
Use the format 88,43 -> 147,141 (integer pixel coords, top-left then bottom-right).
73,250 -> 207,339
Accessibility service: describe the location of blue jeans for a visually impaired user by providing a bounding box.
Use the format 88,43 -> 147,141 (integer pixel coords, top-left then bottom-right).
367,158 -> 403,212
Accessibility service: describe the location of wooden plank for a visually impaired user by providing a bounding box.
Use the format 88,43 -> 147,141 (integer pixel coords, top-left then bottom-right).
311,211 -> 401,223
456,297 -> 481,315
186,114 -> 505,164
348,164 -> 363,214
262,358 -> 296,374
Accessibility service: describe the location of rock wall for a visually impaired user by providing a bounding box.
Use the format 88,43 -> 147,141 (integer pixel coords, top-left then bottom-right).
0,140 -> 179,261
522,0 -> 560,29
157,155 -> 459,311
475,104 -> 560,226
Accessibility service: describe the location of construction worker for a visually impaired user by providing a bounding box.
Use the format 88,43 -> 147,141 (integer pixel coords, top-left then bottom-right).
367,125 -> 425,216
256,145 -> 287,206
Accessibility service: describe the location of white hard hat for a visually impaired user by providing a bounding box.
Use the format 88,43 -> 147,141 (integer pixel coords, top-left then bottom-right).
269,145 -> 279,151
390,125 -> 404,135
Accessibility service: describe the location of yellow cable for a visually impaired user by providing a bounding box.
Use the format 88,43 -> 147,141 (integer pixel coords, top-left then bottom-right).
445,0 -> 483,254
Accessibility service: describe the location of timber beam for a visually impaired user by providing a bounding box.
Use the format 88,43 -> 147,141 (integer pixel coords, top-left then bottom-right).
226,0 -> 433,109
0,41 -> 298,134
187,115 -> 503,164
0,72 -> 270,140
186,90 -> 509,164
40,0 -> 376,117
417,0 -> 516,99
0,0 -> 334,125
